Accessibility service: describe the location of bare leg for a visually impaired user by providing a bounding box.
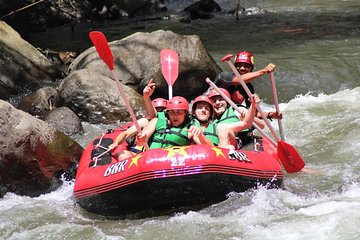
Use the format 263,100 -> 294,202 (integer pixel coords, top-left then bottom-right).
217,124 -> 237,149
116,150 -> 136,161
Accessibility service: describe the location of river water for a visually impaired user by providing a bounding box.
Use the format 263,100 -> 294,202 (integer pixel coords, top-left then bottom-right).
2,0 -> 360,239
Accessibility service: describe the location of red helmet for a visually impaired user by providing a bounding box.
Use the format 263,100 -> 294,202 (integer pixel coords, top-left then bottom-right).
234,51 -> 254,71
166,96 -> 189,111
192,95 -> 214,114
152,98 -> 167,108
208,88 -> 231,100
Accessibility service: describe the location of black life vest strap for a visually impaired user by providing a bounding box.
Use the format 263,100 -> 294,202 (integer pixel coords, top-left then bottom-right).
203,124 -> 218,138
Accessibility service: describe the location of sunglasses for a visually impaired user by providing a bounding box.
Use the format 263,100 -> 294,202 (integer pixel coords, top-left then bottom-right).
235,63 -> 252,69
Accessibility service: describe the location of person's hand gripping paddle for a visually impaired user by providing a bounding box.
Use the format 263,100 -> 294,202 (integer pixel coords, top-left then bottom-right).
221,54 -> 305,173
160,49 -> 179,99
89,31 -> 149,150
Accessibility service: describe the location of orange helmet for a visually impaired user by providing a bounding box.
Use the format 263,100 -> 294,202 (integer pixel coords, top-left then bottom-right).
234,51 -> 254,71
192,95 -> 214,114
166,96 -> 189,111
152,98 -> 167,108
208,88 -> 231,100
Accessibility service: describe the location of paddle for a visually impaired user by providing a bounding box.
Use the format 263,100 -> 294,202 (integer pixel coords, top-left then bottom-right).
221,54 -> 305,173
160,49 -> 179,99
270,72 -> 285,140
89,31 -> 149,150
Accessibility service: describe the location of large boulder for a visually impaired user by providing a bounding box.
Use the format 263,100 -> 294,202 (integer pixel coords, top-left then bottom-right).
0,100 -> 83,197
0,1 -> 33,38
79,0 -> 166,19
0,1 -> 167,36
0,21 -> 62,100
68,30 -> 221,100
58,69 -> 147,124
17,86 -> 58,118
183,0 -> 221,20
44,106 -> 84,137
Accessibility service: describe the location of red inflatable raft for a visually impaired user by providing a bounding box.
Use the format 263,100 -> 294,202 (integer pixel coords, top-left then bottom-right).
74,125 -> 284,217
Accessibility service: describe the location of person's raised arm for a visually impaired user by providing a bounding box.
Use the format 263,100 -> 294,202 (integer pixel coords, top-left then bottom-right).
216,63 -> 276,86
242,94 -> 260,127
233,63 -> 276,84
253,117 -> 265,129
257,111 -> 282,121
227,94 -> 261,133
143,79 -> 157,119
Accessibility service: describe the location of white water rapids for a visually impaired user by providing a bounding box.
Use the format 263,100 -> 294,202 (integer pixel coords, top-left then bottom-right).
1,0 -> 360,239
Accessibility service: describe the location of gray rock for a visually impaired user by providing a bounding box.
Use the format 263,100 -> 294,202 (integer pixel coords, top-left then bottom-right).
44,106 -> 84,137
58,69 -> 147,124
0,21 -> 62,99
0,100 -> 83,197
17,86 -> 58,117
69,30 -> 222,101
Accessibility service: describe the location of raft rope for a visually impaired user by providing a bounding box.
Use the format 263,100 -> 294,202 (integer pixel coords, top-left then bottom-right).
92,133 -> 109,167
95,133 -> 106,149
92,148 -> 112,167
96,145 -> 109,151
92,129 -> 118,167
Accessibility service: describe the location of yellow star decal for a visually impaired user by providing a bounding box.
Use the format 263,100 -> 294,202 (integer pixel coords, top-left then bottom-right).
128,154 -> 142,169
165,146 -> 190,158
212,147 -> 227,159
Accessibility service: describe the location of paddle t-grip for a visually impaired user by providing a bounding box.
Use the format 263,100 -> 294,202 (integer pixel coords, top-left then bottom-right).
221,54 -> 234,62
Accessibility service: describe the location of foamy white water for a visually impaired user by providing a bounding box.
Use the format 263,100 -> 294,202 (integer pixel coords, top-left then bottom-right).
2,181 -> 360,239
2,0 -> 360,238
2,88 -> 360,239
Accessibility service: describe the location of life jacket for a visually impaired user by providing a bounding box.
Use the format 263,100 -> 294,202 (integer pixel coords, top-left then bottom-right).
192,118 -> 219,146
216,105 -> 255,146
215,107 -> 239,124
157,111 -> 166,120
149,114 -> 191,149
